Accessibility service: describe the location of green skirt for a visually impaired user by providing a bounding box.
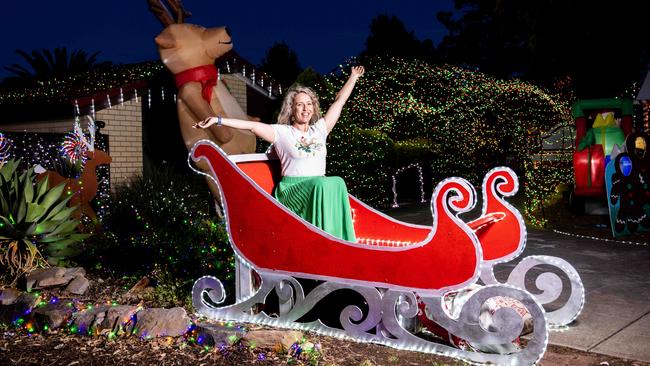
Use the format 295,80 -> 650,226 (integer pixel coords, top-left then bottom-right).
274,176 -> 356,242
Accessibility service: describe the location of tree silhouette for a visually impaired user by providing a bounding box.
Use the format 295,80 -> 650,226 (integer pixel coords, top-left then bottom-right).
436,0 -> 650,97
3,47 -> 111,87
258,41 -> 302,87
294,66 -> 327,91
360,15 -> 437,63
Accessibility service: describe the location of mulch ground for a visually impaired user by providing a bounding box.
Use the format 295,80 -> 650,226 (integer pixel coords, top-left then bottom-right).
2,326 -> 649,366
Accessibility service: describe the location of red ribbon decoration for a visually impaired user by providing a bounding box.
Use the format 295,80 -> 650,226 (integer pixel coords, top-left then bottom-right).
174,64 -> 218,103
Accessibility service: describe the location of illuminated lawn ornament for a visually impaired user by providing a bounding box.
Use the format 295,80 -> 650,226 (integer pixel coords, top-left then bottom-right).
391,163 -> 426,208
0,132 -> 12,165
59,117 -> 96,174
60,130 -> 89,169
189,140 -> 583,365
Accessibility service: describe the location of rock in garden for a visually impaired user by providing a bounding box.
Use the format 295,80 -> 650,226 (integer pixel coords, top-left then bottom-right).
133,307 -> 192,338
0,288 -> 22,305
98,305 -> 139,335
194,321 -> 246,346
25,267 -> 87,291
0,291 -> 40,324
65,275 -> 90,295
32,299 -> 75,330
242,329 -> 304,351
70,304 -> 139,335
70,305 -> 112,334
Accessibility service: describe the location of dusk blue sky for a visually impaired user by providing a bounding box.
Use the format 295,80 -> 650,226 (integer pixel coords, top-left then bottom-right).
2,1 -> 454,78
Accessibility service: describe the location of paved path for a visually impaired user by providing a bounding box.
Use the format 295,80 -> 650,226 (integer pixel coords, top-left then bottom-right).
388,204 -> 650,363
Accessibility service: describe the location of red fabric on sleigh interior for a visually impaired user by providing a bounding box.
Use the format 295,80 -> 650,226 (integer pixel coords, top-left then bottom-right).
234,158 -> 432,245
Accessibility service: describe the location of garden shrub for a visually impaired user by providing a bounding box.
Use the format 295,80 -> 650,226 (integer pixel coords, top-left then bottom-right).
325,57 -> 572,217
81,164 -> 234,293
327,124 -> 394,208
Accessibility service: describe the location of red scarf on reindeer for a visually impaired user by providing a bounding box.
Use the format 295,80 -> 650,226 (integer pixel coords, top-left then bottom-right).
174,64 -> 218,103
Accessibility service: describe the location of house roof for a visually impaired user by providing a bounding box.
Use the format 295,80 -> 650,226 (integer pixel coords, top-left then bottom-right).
0,62 -> 163,107
0,50 -> 283,122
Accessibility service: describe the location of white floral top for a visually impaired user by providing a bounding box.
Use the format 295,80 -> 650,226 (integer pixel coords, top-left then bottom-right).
271,118 -> 327,177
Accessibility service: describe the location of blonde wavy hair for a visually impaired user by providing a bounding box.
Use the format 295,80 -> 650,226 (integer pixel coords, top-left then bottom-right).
277,85 -> 322,125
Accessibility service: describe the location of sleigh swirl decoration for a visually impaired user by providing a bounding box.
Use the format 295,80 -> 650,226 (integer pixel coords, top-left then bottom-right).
189,140 -> 584,365
474,168 -> 585,326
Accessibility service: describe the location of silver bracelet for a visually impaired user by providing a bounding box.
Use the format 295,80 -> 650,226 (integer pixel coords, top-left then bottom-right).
217,115 -> 222,126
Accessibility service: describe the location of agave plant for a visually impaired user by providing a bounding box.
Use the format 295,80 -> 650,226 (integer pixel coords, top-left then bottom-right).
0,159 -> 89,278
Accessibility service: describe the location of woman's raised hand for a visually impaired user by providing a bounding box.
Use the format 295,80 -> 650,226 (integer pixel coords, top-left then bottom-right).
351,66 -> 365,77
193,117 -> 216,129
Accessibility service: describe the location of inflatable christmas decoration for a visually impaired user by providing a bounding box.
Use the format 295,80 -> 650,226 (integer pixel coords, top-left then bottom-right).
189,140 -> 585,364
573,98 -> 632,197
605,131 -> 650,237
148,0 -> 256,211
571,98 -> 650,237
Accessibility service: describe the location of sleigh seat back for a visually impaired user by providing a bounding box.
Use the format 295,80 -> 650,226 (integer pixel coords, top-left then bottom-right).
228,153 -> 433,246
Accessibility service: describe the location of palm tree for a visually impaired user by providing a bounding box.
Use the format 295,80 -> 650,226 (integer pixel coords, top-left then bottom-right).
3,47 -> 111,87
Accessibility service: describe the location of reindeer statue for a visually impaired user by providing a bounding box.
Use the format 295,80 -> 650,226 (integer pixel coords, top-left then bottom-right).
40,117 -> 112,223
148,0 -> 257,213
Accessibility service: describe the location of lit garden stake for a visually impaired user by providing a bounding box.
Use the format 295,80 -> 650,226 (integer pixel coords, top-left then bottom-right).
61,121 -> 90,173
391,163 -> 426,208
0,133 -> 13,165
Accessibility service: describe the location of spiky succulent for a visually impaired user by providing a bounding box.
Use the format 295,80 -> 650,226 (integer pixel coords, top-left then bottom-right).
0,159 -> 89,278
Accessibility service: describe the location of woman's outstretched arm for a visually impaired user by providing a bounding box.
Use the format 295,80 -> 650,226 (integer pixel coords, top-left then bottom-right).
194,116 -> 276,143
323,66 -> 365,133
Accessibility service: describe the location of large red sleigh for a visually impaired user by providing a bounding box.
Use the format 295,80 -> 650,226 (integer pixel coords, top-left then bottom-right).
190,140 -> 584,365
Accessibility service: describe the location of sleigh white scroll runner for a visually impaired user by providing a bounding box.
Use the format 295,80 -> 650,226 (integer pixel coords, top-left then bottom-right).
188,140 -> 585,365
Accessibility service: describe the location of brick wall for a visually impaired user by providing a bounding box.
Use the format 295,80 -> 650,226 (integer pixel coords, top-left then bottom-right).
97,99 -> 143,188
222,74 -> 247,112
0,99 -> 143,189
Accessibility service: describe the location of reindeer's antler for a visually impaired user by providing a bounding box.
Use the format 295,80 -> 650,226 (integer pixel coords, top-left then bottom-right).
147,0 -> 192,27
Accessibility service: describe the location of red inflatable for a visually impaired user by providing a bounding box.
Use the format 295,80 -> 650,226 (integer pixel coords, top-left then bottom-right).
573,145 -> 605,196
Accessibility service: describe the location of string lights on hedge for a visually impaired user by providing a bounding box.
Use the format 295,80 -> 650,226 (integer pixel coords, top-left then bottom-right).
324,57 -> 574,223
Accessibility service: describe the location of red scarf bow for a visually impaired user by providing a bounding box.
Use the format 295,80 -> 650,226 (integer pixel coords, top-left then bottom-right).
174,64 -> 218,103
